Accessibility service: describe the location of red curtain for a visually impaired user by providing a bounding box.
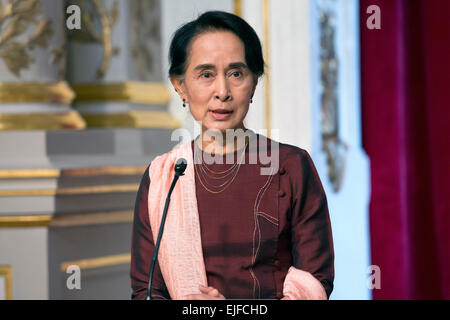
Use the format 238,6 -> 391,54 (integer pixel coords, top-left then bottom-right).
360,0 -> 450,299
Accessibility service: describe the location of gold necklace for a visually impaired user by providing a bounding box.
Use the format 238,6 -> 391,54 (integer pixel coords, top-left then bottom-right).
200,139 -> 248,175
194,140 -> 248,194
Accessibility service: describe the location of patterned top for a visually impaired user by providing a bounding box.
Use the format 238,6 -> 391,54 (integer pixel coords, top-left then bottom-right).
130,134 -> 334,299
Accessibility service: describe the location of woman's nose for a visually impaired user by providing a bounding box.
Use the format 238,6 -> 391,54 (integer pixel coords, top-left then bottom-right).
215,76 -> 231,101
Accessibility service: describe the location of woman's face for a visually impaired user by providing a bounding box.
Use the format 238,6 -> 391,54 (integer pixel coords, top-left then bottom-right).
171,31 -> 258,133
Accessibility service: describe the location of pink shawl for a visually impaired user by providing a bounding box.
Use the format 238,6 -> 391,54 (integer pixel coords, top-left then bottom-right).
148,141 -> 327,300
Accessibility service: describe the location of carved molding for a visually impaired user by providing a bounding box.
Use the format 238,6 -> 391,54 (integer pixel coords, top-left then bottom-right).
68,0 -> 119,79
130,0 -> 160,81
0,0 -> 53,78
318,0 -> 347,192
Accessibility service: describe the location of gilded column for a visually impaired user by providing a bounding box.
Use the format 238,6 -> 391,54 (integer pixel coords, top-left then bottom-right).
0,0 -> 85,130
67,0 -> 179,129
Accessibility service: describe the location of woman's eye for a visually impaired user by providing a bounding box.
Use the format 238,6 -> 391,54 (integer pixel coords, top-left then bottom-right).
231,71 -> 241,78
201,72 -> 212,78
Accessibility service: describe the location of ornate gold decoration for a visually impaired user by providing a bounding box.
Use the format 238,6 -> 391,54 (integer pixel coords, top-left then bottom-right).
234,0 -> 242,17
72,81 -> 170,104
319,3 -> 347,192
50,210 -> 133,227
0,81 -> 75,104
68,0 -> 119,79
130,0 -> 160,81
60,253 -> 130,271
0,169 -> 59,179
0,210 -> 133,228
49,45 -> 66,80
0,110 -> 86,130
72,81 -> 178,128
82,110 -> 180,129
0,265 -> 13,299
0,183 -> 139,196
0,215 -> 51,227
0,166 -> 146,179
0,0 -> 53,77
60,166 -> 146,177
49,17 -> 69,80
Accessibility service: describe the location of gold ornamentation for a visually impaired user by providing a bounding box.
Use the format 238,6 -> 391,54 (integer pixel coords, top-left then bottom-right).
60,166 -> 146,177
50,17 -> 69,80
0,166 -> 146,179
72,81 -> 170,105
0,210 -> 133,228
68,0 -> 119,79
234,0 -> 242,17
0,0 -> 53,77
0,169 -> 59,179
50,46 -> 67,80
60,253 -> 130,271
0,265 -> 12,299
0,81 -> 75,104
50,210 -> 133,227
0,81 -> 79,130
0,215 -> 51,227
0,110 -> 85,130
0,183 -> 138,196
81,110 -> 180,129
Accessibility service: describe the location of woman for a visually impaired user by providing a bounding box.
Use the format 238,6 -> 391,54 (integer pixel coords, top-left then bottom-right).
131,11 -> 334,300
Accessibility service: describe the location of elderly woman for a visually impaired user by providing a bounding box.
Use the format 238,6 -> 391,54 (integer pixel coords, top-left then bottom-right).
131,11 -> 334,300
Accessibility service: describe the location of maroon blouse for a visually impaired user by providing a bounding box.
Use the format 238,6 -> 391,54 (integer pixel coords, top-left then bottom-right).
130,134 -> 334,299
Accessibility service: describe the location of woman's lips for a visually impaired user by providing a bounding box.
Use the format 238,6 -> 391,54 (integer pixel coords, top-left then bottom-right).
209,109 -> 233,120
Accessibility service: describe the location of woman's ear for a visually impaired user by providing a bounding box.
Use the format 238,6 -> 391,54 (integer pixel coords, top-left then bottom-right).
251,76 -> 258,98
170,76 -> 187,101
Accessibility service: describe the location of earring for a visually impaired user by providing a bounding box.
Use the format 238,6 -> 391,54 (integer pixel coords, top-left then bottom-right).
182,99 -> 186,108
250,98 -> 253,104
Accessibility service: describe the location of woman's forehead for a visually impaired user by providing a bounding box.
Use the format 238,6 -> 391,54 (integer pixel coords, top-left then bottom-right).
188,31 -> 246,66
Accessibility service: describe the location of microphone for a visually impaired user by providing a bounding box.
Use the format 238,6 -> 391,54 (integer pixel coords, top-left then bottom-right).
146,158 -> 187,300
174,157 -> 187,175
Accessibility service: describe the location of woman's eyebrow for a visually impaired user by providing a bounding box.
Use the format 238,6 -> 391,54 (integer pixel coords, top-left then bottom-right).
227,62 -> 248,70
193,62 -> 248,71
194,64 -> 216,71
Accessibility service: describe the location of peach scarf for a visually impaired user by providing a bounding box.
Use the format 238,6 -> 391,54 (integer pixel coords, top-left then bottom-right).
148,141 -> 327,300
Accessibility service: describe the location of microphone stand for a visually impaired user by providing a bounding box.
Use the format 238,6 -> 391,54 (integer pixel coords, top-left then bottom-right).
146,158 -> 187,300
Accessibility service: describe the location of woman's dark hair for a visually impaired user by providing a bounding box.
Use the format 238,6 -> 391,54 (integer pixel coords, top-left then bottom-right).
169,11 -> 264,78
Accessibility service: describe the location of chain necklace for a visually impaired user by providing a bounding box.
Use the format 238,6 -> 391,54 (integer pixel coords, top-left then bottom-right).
194,139 -> 248,194
195,138 -> 248,174
195,141 -> 246,187
198,161 -> 238,180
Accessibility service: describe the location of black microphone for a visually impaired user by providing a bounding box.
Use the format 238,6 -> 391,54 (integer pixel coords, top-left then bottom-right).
146,158 -> 187,300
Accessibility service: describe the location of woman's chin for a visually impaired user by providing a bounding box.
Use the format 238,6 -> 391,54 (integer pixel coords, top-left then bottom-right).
204,124 -> 245,133
202,120 -> 234,131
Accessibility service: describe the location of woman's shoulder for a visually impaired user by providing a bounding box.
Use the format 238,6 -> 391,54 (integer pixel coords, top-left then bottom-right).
262,136 -> 317,175
278,141 -> 310,159
262,135 -> 312,164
